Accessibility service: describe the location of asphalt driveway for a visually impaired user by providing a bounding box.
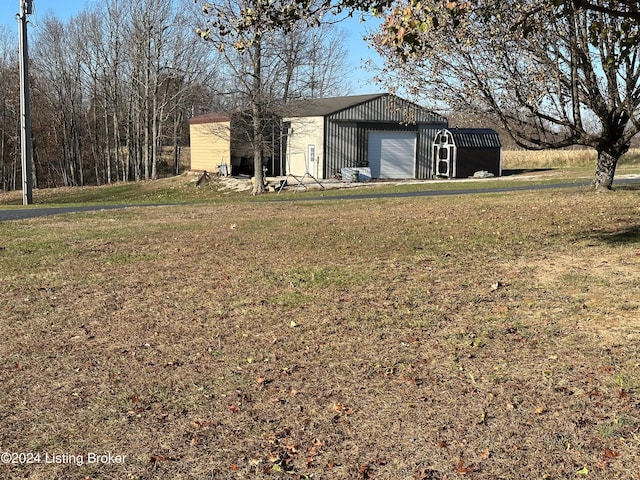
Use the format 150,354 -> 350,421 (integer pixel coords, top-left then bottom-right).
1,176 -> 638,222
0,205 -> 136,222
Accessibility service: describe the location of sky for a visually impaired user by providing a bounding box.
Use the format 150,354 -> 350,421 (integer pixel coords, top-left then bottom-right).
2,0 -> 384,95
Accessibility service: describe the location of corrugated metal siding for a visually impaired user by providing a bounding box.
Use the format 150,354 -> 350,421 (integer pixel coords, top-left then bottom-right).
324,120 -> 364,178
417,126 -> 442,179
323,95 -> 447,178
329,95 -> 446,124
431,128 -> 502,178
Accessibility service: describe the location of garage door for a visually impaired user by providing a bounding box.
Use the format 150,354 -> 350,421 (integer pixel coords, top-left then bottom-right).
368,131 -> 417,179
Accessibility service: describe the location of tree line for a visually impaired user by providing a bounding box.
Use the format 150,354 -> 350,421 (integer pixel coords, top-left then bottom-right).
0,0 -> 350,192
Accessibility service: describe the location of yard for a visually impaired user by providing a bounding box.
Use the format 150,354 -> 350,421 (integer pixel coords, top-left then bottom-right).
1,174 -> 639,479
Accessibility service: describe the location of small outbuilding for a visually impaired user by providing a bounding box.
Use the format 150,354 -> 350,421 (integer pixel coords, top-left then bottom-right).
189,112 -> 283,176
188,113 -> 232,175
432,128 -> 502,178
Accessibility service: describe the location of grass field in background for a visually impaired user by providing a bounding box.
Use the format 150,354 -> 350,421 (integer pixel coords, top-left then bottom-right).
502,147 -> 640,169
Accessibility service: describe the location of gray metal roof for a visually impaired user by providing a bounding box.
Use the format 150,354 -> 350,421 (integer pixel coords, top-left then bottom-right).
190,94 -> 448,126
448,128 -> 501,148
280,94 -> 387,117
281,93 -> 447,125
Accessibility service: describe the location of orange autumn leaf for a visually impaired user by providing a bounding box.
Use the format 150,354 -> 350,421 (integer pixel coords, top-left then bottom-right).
603,448 -> 621,459
332,402 -> 355,415
456,459 -> 476,474
148,454 -> 166,468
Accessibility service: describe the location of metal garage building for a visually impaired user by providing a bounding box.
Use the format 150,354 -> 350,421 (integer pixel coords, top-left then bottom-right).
189,95 -> 501,180
282,94 -> 448,179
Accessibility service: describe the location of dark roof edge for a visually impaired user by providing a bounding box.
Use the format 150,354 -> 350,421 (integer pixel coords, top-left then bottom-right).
189,113 -> 231,125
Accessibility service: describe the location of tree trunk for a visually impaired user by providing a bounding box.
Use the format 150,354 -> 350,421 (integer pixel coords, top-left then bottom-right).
104,110 -> 112,184
172,110 -> 183,176
592,149 -> 620,190
252,115 -> 265,195
251,36 -> 265,195
151,96 -> 162,181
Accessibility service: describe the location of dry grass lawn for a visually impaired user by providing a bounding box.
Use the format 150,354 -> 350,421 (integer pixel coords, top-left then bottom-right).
1,186 -> 639,479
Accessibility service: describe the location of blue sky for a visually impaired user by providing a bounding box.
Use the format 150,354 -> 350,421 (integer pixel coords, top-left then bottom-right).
2,0 -> 383,95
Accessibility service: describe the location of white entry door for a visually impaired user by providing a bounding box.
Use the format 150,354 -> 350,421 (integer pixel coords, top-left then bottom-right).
308,144 -> 316,176
368,131 -> 417,179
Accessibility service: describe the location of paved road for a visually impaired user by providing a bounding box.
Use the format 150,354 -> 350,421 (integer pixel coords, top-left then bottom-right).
0,205 -> 139,222
283,177 -> 640,202
1,177 -> 638,222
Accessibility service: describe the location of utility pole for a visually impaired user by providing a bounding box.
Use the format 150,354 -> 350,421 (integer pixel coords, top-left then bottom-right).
18,0 -> 33,205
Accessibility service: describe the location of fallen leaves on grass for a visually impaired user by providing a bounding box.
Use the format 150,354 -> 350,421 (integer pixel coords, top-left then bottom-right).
357,463 -> 375,479
147,454 -> 167,472
306,438 -> 325,466
416,467 -> 440,479
603,448 -> 621,459
190,419 -> 215,430
4,189 -> 640,479
456,459 -> 477,475
332,402 -> 355,416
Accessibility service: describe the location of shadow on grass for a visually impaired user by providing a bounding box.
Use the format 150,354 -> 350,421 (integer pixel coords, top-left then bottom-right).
586,224 -> 640,245
614,183 -> 640,192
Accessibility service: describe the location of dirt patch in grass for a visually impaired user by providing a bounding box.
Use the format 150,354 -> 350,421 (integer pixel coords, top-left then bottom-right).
1,189 -> 639,479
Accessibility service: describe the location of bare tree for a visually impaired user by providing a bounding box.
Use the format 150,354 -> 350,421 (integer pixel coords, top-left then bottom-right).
276,22 -> 352,101
32,15 -> 86,187
24,0 -> 218,188
372,0 -> 640,189
7,0 -> 356,193
0,26 -> 20,191
196,0 -> 355,193
75,0 -> 128,184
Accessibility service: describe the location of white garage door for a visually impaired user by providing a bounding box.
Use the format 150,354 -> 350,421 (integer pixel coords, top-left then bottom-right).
368,131 -> 417,179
